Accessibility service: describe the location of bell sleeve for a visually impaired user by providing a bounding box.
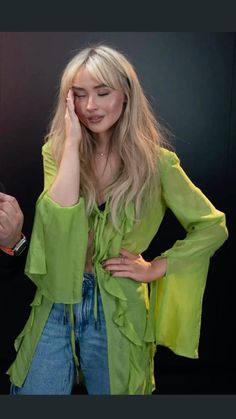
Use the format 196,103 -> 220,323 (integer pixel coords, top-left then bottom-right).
25,142 -> 89,303
146,148 -> 228,358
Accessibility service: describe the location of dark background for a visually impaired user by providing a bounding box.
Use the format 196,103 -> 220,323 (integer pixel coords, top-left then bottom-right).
0,32 -> 235,395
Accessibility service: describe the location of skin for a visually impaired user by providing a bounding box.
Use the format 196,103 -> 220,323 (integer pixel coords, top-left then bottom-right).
0,192 -> 23,248
49,66 -> 166,283
72,66 -> 126,150
102,248 -> 167,283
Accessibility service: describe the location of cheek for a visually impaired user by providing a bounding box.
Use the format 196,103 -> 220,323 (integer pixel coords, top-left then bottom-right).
74,101 -> 85,119
106,97 -> 124,119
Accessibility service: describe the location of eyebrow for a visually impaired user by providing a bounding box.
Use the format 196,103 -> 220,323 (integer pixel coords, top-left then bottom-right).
72,84 -> 108,91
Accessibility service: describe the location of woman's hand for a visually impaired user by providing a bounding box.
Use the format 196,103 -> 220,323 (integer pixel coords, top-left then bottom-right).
102,248 -> 167,283
48,89 -> 81,207
65,89 -> 82,145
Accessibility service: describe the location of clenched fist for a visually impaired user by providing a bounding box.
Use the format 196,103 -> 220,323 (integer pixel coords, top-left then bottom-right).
0,192 -> 24,248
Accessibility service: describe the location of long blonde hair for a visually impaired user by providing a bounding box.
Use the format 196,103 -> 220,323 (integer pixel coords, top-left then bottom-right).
45,44 -> 171,230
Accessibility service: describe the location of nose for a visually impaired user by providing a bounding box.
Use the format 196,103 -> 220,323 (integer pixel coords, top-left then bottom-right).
86,94 -> 98,111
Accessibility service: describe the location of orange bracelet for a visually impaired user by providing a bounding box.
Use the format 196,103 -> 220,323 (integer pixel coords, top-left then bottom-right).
0,233 -> 25,256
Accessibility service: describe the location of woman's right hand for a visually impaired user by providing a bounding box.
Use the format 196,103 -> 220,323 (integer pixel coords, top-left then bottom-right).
48,89 -> 82,206
65,89 -> 82,145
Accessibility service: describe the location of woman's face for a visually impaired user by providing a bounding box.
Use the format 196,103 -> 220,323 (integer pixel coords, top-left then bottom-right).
72,66 -> 126,140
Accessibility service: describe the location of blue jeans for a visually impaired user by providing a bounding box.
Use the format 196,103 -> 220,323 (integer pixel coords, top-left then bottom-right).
10,273 -> 110,395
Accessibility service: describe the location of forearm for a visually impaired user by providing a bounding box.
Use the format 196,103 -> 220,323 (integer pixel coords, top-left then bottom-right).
48,142 -> 80,207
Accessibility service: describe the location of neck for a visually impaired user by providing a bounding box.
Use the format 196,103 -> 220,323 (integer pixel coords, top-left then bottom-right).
93,130 -> 113,154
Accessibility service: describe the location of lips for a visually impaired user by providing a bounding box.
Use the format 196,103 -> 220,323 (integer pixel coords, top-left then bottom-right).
87,115 -> 104,123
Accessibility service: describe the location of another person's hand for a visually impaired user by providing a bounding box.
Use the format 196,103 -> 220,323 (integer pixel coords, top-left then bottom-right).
65,88 -> 82,145
102,248 -> 167,283
0,192 -> 24,248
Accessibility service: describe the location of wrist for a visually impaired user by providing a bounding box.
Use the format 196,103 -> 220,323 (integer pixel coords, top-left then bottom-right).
0,233 -> 27,256
151,257 -> 167,279
64,138 -> 81,150
4,233 -> 22,249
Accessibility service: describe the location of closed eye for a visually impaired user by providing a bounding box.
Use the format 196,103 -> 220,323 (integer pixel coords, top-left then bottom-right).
98,93 -> 109,96
74,93 -> 86,98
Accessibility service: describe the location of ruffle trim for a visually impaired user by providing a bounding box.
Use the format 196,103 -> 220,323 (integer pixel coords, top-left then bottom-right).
96,264 -> 154,394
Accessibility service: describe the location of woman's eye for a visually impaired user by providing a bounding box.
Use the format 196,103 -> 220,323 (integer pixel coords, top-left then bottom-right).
98,92 -> 109,96
75,94 -> 86,98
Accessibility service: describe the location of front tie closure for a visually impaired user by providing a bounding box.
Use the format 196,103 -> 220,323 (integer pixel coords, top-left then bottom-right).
92,200 -> 143,347
91,202 -> 109,323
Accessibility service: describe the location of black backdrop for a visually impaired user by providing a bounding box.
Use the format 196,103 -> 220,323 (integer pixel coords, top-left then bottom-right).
0,32 -> 235,394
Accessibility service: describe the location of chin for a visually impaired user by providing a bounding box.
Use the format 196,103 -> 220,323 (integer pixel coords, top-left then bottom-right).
88,123 -> 111,134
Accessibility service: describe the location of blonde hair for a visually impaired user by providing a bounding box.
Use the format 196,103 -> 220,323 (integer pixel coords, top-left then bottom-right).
45,44 -> 171,230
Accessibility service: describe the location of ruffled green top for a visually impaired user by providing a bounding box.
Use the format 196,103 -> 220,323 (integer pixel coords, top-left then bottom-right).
7,142 -> 228,394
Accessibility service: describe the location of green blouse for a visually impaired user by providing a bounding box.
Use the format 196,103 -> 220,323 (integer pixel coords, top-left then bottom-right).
7,143 -> 228,394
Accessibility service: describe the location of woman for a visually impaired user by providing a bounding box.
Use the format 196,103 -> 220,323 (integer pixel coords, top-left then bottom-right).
8,45 -> 228,395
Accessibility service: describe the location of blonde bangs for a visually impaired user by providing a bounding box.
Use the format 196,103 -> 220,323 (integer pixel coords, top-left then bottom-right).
85,53 -> 128,93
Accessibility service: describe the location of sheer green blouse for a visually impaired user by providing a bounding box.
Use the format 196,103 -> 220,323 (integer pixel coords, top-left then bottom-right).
7,143 -> 228,394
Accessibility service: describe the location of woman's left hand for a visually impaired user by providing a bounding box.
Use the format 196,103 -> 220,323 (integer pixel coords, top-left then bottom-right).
102,248 -> 167,283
